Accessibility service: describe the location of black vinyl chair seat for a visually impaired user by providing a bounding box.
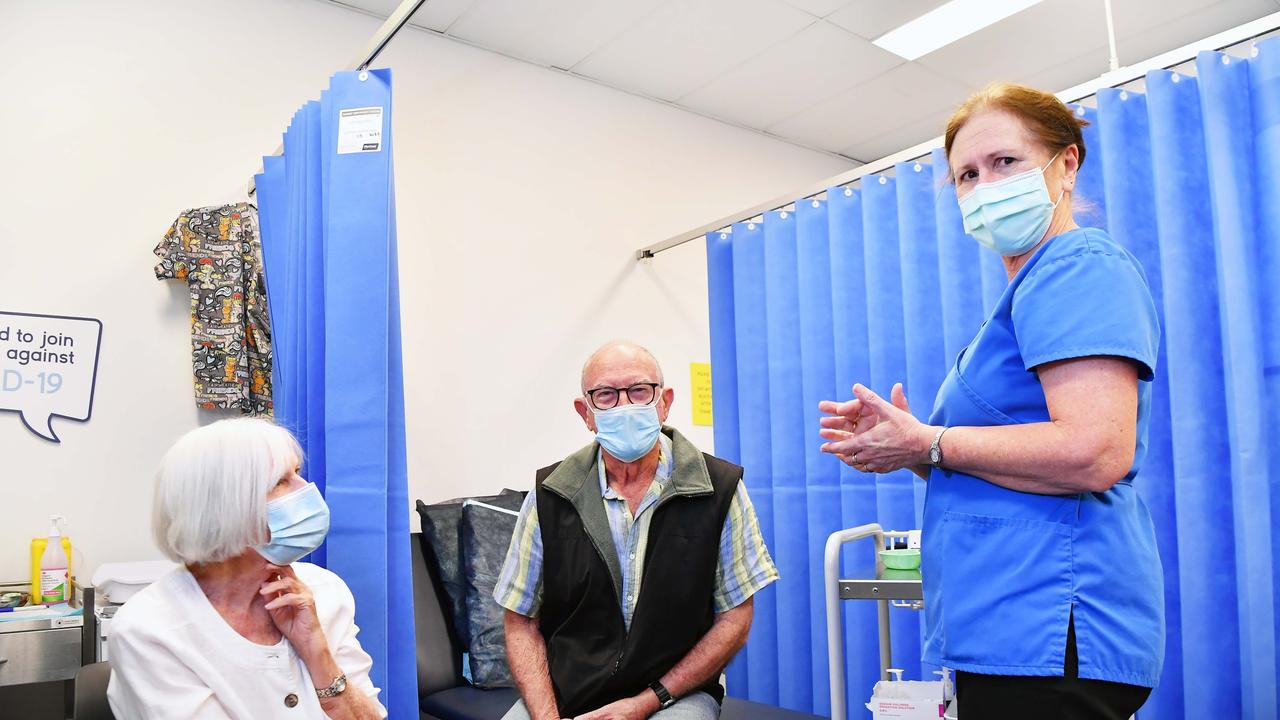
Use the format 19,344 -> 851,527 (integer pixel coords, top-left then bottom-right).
421,685 -> 521,720
722,697 -> 825,720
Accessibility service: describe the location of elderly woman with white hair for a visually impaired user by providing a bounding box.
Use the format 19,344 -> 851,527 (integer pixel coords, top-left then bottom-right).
107,418 -> 386,719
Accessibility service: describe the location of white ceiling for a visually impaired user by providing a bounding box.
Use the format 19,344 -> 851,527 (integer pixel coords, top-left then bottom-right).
334,0 -> 1280,163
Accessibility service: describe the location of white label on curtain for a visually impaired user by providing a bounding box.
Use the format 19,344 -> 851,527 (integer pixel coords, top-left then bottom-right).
337,106 -> 384,154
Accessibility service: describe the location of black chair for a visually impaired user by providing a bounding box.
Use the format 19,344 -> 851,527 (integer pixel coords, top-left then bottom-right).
412,531 -> 519,719
74,661 -> 115,720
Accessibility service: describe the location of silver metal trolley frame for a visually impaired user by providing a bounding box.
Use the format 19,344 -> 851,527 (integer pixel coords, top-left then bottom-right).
824,524 -> 923,720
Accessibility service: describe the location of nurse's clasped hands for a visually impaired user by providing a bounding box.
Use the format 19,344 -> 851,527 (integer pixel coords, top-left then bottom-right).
818,382 -> 933,476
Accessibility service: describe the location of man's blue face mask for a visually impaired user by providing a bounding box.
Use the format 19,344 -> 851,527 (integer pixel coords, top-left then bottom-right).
255,482 -> 330,566
958,151 -> 1064,257
593,402 -> 662,463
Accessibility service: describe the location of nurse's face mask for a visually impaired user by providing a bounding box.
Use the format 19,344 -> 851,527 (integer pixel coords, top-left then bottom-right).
958,150 -> 1064,257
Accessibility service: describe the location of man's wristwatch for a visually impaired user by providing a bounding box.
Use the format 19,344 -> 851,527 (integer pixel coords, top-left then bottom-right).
929,426 -> 949,466
649,681 -> 676,710
316,673 -> 347,699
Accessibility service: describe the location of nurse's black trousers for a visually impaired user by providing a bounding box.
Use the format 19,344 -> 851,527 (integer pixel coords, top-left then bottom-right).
955,615 -> 1152,720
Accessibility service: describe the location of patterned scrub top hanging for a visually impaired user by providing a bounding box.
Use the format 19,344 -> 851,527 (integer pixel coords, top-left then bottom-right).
154,203 -> 273,415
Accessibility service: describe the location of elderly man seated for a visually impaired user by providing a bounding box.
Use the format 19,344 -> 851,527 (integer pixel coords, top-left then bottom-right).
493,340 -> 778,720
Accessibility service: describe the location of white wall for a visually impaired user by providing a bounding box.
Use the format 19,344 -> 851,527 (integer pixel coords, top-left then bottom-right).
0,0 -> 852,583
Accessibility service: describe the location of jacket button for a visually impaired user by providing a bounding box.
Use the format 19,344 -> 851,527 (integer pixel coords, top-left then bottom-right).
285,693 -> 299,708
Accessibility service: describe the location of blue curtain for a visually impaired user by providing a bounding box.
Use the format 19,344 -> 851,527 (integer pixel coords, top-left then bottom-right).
255,69 -> 417,719
706,44 -> 1280,719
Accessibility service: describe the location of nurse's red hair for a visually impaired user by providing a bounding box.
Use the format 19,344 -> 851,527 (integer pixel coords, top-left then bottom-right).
944,82 -> 1088,179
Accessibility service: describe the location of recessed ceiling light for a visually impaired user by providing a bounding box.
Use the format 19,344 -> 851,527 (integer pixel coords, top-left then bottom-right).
872,0 -> 1047,61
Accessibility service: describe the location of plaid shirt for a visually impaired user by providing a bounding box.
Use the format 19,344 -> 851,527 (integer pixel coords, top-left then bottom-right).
494,434 -> 778,630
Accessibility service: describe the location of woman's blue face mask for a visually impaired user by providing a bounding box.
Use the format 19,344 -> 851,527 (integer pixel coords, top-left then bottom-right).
958,151 -> 1063,257
255,482 -> 330,566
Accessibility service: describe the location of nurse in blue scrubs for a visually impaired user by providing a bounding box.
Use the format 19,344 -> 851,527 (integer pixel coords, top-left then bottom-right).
819,82 -> 1163,719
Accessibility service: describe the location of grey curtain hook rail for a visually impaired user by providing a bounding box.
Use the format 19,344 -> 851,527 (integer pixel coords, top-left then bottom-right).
635,10 -> 1280,261
247,0 -> 428,196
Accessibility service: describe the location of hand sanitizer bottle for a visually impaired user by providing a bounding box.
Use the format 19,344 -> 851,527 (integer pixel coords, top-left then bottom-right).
39,516 -> 68,604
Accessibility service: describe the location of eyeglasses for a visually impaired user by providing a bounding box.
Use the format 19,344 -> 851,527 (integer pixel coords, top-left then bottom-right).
585,382 -> 661,411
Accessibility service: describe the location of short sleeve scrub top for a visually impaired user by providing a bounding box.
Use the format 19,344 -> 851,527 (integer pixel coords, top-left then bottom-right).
923,227 -> 1164,688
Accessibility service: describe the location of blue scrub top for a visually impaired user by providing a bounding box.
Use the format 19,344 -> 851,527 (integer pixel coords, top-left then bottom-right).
923,227 -> 1165,688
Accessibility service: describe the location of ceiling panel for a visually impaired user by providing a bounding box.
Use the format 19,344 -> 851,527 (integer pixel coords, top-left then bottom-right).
778,0 -> 854,18
1112,0 -> 1246,36
676,22 -> 902,129
341,0 -> 399,14
827,0 -> 951,40
408,0 -> 476,32
841,106 -> 952,161
767,61 -> 971,154
914,0 -> 1111,87
445,0 -> 665,69
1017,45 -> 1109,97
1112,0 -> 1278,69
913,0 -> 1266,90
344,0 -> 475,30
332,0 -> 1280,164
570,0 -> 816,102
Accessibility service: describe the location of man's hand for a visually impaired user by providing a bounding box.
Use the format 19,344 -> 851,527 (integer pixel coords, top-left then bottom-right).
573,692 -> 659,720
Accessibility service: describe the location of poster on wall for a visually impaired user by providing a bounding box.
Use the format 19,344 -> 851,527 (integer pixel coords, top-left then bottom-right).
0,311 -> 103,443
690,362 -> 712,426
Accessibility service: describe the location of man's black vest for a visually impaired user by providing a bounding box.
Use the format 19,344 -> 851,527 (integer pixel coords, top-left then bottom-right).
534,427 -> 741,717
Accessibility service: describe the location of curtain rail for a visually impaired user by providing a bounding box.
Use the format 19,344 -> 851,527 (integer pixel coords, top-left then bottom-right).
635,10 -> 1280,261
246,0 -> 427,196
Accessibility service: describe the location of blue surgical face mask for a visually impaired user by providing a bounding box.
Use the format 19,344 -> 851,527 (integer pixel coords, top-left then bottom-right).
254,482 -> 330,566
958,151 -> 1064,257
592,402 -> 662,463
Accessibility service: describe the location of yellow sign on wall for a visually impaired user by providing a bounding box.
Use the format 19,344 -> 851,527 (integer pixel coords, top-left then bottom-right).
690,362 -> 713,426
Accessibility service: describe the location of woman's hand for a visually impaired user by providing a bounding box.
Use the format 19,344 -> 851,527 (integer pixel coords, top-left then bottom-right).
819,383 -> 932,474
260,563 -> 331,671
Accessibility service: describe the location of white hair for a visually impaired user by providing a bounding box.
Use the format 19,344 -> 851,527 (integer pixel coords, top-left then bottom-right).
152,418 -> 303,565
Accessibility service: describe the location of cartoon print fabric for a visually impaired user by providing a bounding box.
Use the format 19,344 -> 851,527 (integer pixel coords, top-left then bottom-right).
154,203 -> 273,414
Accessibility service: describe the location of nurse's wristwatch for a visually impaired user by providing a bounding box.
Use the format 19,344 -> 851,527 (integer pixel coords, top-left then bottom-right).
929,426 -> 950,467
315,672 -> 347,699
648,681 -> 677,710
